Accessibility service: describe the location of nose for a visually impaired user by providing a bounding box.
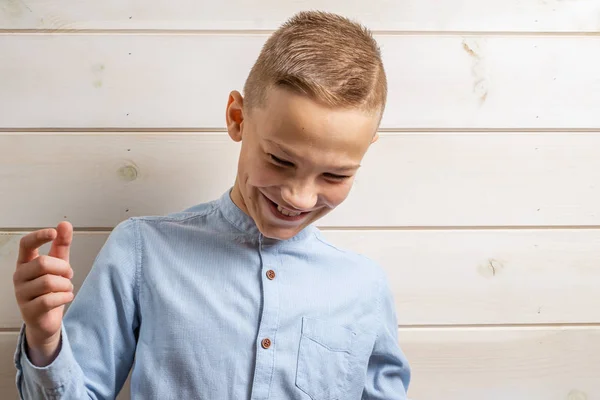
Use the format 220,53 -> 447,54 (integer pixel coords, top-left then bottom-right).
281,181 -> 318,211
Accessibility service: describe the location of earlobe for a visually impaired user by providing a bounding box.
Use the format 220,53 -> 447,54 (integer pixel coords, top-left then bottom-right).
226,91 -> 244,142
371,132 -> 380,144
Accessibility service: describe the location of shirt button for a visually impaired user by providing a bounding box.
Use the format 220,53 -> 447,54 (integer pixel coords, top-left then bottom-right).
266,270 -> 276,280
261,338 -> 272,349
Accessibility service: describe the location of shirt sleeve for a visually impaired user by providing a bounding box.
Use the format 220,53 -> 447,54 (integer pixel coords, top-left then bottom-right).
14,218 -> 141,399
362,273 -> 411,400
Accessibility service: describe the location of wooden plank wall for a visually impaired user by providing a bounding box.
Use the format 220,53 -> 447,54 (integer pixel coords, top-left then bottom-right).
1,1 -> 599,399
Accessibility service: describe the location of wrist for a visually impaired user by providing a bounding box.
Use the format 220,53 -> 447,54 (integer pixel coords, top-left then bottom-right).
24,327 -> 62,367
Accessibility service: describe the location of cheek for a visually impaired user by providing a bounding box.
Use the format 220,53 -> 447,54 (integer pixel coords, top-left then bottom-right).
321,182 -> 353,208
246,163 -> 283,187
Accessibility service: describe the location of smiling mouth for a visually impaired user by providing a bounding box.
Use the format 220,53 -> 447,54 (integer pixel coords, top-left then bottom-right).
262,193 -> 310,221
275,204 -> 302,217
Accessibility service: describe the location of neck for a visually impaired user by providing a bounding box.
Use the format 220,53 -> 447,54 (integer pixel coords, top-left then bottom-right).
229,178 -> 250,216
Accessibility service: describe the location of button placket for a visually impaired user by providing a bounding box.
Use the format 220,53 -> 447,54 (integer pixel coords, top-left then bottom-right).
250,240 -> 281,400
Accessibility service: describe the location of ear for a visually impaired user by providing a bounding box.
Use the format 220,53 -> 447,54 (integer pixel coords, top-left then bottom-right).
226,90 -> 244,142
371,132 -> 380,144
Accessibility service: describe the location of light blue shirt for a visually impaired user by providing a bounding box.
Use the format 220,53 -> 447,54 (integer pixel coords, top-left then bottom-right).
15,189 -> 410,399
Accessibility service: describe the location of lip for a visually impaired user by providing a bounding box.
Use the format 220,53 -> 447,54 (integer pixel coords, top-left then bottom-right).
260,192 -> 310,223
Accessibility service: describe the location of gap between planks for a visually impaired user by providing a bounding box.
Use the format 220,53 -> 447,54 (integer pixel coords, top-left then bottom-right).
2,29 -> 600,36
2,128 -> 600,134
4,226 -> 600,233
2,323 -> 600,334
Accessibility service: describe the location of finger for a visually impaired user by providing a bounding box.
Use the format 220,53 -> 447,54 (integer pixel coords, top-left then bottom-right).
48,221 -> 73,264
27,292 -> 74,314
14,256 -> 73,283
17,229 -> 57,265
16,274 -> 73,303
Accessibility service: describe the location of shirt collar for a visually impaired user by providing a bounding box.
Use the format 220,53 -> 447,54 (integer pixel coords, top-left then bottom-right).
217,188 -> 317,244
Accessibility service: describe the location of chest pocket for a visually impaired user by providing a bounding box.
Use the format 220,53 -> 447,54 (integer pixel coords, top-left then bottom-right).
295,317 -> 357,400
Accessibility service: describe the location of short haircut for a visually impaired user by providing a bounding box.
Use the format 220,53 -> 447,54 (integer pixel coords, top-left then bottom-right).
243,11 -> 387,115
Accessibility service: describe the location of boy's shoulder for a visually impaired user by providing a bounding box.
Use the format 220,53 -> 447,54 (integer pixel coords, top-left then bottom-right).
124,198 -> 220,226
107,198 -> 223,243
312,230 -> 388,280
312,231 -> 392,314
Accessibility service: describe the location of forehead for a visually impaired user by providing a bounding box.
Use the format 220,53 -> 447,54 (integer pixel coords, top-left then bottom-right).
249,87 -> 379,157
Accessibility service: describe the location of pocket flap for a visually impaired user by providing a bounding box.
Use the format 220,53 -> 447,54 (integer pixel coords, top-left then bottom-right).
301,317 -> 356,352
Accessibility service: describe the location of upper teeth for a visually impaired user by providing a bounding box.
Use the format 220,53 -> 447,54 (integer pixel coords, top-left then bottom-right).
277,205 -> 302,217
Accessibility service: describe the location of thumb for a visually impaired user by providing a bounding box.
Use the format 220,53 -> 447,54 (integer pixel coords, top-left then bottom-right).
48,221 -> 73,264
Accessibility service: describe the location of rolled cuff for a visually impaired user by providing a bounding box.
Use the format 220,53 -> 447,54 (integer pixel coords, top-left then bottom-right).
15,323 -> 78,391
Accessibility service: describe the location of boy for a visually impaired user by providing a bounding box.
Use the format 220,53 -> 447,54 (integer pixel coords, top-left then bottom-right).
13,11 -> 411,399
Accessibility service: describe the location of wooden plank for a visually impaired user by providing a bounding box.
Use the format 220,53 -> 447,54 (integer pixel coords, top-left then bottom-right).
1,0 -> 599,32
1,132 -> 599,228
1,332 -> 21,400
2,327 -> 599,399
332,229 -> 600,326
1,35 -> 599,129
401,326 -> 600,400
2,229 -> 599,328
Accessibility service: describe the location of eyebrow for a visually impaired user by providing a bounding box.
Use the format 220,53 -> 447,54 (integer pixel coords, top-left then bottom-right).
264,139 -> 361,171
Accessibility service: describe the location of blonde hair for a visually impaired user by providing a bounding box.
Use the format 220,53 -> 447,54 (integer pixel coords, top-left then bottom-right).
243,11 -> 387,115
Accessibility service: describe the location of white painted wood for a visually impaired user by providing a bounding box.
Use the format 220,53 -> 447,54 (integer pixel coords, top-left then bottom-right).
2,229 -> 599,328
0,332 -> 20,400
1,132 -> 599,228
1,35 -> 599,129
2,327 -> 599,399
401,326 -> 600,400
1,0 -> 599,32
329,229 -> 600,326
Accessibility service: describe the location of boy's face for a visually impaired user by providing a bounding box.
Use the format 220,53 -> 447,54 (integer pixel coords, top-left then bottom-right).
226,87 -> 380,240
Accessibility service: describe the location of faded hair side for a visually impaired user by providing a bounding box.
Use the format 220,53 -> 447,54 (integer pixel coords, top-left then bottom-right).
243,11 -> 387,115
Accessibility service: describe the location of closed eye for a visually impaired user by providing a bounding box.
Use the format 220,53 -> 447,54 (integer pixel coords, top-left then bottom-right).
324,173 -> 351,181
269,154 -> 294,167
